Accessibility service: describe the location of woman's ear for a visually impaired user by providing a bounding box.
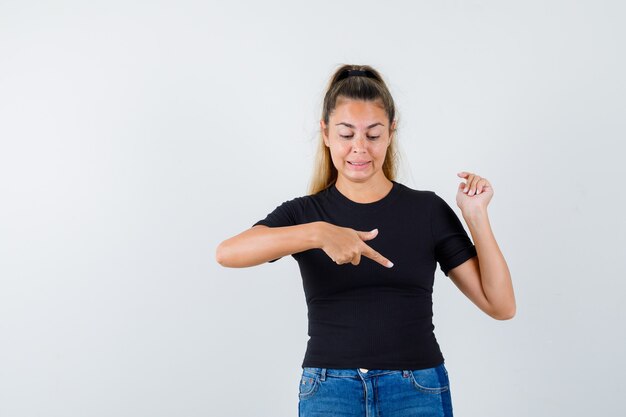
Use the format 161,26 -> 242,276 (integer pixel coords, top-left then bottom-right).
389,119 -> 397,143
320,120 -> 329,146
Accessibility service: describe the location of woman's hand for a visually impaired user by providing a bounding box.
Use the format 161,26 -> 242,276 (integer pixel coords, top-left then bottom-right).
456,171 -> 494,215
317,222 -> 394,268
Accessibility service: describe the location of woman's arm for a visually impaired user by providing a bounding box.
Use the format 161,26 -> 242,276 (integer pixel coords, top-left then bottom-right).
216,221 -> 394,269
448,172 -> 516,320
449,210 -> 516,320
215,223 -> 322,268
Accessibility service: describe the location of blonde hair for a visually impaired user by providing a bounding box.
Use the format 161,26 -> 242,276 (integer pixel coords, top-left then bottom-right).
307,64 -> 399,195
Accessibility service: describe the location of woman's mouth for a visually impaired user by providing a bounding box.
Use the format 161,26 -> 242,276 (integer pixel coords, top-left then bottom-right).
347,161 -> 371,170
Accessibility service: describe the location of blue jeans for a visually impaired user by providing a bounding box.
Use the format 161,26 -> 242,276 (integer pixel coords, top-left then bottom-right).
298,363 -> 453,416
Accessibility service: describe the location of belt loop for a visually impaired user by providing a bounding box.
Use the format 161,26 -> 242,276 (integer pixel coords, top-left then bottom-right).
320,368 -> 327,381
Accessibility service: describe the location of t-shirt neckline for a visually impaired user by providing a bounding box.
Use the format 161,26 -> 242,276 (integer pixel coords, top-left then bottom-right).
329,180 -> 401,212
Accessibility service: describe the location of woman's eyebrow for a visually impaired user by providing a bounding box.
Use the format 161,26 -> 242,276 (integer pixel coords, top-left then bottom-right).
335,122 -> 384,128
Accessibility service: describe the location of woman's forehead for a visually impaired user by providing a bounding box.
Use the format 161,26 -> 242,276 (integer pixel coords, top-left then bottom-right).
331,99 -> 387,127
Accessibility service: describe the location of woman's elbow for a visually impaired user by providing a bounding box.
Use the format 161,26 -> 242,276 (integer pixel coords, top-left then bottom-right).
215,239 -> 260,268
491,306 -> 516,321
215,241 -> 233,267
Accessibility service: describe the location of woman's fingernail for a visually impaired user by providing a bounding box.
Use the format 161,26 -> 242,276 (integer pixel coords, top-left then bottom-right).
387,261 -> 394,268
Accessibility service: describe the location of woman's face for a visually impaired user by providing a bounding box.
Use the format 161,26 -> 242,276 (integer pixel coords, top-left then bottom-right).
321,98 -> 395,185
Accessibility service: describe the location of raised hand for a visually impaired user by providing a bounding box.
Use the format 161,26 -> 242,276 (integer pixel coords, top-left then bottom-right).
456,171 -> 494,215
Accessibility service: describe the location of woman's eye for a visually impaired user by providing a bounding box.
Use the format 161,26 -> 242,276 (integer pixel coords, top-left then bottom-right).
339,135 -> 380,140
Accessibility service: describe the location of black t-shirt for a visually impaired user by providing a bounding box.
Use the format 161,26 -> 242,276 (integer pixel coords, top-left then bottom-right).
252,180 -> 477,370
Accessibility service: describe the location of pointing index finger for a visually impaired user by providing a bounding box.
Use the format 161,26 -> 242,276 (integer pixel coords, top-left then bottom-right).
361,244 -> 394,268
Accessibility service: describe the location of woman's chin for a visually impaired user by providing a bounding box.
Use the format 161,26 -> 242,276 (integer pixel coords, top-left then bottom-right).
339,172 -> 374,183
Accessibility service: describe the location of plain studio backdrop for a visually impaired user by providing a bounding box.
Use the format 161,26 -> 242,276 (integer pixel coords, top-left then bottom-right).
1,1 -> 624,416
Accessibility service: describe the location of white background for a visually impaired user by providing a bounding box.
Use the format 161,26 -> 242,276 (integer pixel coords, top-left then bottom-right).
1,1 -> 624,416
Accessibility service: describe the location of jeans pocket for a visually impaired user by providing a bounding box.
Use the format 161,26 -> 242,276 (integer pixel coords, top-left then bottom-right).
409,364 -> 450,394
298,369 -> 321,400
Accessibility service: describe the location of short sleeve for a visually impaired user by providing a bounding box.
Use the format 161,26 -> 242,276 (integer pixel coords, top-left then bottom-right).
430,192 -> 477,276
252,198 -> 301,263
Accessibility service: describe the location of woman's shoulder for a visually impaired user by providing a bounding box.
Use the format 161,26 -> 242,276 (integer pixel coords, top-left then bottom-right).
395,182 -> 462,219
272,189 -> 324,210
394,181 -> 437,199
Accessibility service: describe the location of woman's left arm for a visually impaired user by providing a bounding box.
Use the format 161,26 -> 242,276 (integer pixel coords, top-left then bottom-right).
447,172 -> 516,320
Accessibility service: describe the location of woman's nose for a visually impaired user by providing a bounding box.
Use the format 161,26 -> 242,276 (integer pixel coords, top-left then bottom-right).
352,136 -> 367,152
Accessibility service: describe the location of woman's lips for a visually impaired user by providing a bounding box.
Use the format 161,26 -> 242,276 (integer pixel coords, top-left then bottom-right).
347,161 -> 371,170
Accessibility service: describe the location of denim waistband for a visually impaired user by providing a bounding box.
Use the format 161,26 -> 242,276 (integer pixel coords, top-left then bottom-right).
302,367 -> 412,381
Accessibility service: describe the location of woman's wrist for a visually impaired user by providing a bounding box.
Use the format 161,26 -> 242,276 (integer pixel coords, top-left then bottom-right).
308,221 -> 328,249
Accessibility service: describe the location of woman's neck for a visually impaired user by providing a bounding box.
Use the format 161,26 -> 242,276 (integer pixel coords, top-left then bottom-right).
334,176 -> 394,204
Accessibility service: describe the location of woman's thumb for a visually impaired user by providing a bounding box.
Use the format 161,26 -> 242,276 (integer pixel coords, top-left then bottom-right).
359,228 -> 378,241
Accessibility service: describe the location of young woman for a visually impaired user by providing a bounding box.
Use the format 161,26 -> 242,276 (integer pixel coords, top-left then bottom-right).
216,64 -> 515,417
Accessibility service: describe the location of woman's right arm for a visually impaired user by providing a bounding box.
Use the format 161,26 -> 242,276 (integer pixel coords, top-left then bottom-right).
215,221 -> 394,269
215,222 -> 324,268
